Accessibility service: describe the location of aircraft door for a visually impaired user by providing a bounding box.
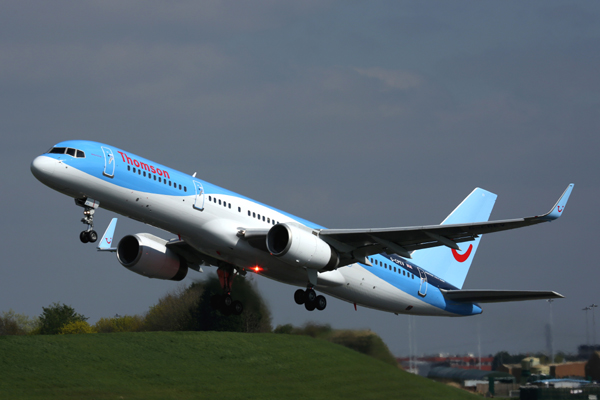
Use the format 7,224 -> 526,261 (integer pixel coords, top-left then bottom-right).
101,146 -> 115,178
193,181 -> 205,211
417,268 -> 428,297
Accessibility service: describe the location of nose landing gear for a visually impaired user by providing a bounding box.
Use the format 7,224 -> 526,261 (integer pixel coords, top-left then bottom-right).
76,198 -> 99,243
294,287 -> 327,311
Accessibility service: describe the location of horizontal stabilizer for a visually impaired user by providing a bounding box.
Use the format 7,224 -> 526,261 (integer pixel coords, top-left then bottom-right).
97,218 -> 118,252
440,289 -> 564,303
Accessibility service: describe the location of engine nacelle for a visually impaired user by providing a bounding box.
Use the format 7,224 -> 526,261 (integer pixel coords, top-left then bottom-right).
116,234 -> 188,281
266,223 -> 338,270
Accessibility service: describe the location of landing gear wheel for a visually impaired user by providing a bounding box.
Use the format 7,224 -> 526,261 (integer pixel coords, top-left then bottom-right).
223,294 -> 233,307
88,230 -> 98,243
305,289 -> 317,303
232,300 -> 243,315
305,301 -> 316,311
80,231 -> 89,243
294,289 -> 306,305
316,295 -> 327,311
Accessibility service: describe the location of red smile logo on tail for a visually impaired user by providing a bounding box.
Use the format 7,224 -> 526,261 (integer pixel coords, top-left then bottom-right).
452,244 -> 473,263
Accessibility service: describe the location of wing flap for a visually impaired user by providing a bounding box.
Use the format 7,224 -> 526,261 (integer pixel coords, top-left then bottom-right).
440,289 -> 564,303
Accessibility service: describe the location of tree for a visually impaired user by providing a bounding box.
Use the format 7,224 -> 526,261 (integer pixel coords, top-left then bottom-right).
0,310 -> 38,335
143,284 -> 203,331
191,275 -> 272,333
38,303 -> 88,335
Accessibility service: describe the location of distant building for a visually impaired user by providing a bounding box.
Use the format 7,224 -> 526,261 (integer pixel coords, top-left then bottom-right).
397,355 -> 493,371
551,362 -> 586,378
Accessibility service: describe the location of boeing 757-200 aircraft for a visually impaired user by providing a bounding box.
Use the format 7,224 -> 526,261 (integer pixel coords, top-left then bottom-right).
31,141 -> 573,317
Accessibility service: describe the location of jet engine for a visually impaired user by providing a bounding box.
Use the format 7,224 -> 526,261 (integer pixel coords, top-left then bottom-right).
116,234 -> 188,281
266,223 -> 338,270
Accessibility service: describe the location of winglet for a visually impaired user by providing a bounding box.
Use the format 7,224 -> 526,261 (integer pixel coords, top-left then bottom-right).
540,184 -> 574,221
97,218 -> 118,252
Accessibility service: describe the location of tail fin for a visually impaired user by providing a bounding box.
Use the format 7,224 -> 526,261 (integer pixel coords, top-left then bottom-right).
409,188 -> 497,289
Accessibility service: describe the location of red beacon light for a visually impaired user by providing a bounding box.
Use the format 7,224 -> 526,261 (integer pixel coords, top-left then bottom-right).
251,265 -> 263,273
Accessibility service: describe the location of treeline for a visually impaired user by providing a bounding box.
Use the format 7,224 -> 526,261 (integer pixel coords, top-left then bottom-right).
1,274 -> 398,366
0,275 -> 271,335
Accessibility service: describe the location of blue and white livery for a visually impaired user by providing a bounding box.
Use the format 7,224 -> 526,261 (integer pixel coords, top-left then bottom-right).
31,140 -> 574,317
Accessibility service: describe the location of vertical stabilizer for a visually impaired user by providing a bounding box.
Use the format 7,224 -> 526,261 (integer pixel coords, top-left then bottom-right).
409,188 -> 497,289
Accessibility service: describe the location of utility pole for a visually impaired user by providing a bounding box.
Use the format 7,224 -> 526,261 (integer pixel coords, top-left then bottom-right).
591,304 -> 598,348
584,307 -> 591,348
548,299 -> 554,363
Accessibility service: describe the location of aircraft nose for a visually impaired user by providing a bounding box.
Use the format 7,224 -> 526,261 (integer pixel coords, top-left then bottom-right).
31,155 -> 56,182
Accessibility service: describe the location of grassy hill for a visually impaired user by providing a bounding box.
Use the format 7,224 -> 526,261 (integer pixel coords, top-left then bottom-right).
0,332 -> 478,400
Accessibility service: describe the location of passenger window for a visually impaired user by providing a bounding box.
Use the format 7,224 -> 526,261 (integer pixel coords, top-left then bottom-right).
248,210 -> 251,216
143,171 -> 146,177
154,176 -> 156,181
224,202 -> 228,208
184,186 -> 187,192
219,199 -> 222,205
257,214 -> 261,220
209,196 -> 212,201
169,181 -> 171,186
267,218 -> 270,223
228,204 -> 231,209
128,165 -> 131,171
253,212 -> 256,218
138,170 -> 141,175
159,177 -> 162,183
76,150 -> 85,158
133,167 -> 136,173
262,216 -> 265,221
179,184 -> 182,190
394,267 -> 396,272
239,207 -> 241,212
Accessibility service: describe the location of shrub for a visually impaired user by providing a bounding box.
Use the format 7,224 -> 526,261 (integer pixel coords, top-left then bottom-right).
59,320 -> 96,334
38,303 -> 88,335
329,330 -> 397,366
94,315 -> 144,333
273,324 -> 294,334
275,323 -> 397,366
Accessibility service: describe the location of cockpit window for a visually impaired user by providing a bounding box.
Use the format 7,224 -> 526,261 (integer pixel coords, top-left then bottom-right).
47,147 -> 85,158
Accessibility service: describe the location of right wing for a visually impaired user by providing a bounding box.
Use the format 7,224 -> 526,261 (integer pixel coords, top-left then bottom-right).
318,184 -> 574,266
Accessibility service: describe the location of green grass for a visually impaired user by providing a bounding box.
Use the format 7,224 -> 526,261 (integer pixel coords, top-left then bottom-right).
0,332 -> 478,400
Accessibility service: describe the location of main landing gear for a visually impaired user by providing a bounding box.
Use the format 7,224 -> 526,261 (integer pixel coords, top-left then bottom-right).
76,198 -> 98,243
294,287 -> 327,311
212,266 -> 243,316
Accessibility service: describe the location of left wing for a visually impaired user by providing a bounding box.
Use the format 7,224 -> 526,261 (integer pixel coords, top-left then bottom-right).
318,184 -> 573,265
440,289 -> 564,303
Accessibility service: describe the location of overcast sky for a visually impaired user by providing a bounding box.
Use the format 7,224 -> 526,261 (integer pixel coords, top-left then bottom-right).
2,1 -> 599,358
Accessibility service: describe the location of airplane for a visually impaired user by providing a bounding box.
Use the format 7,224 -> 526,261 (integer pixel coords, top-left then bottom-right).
31,140 -> 573,317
